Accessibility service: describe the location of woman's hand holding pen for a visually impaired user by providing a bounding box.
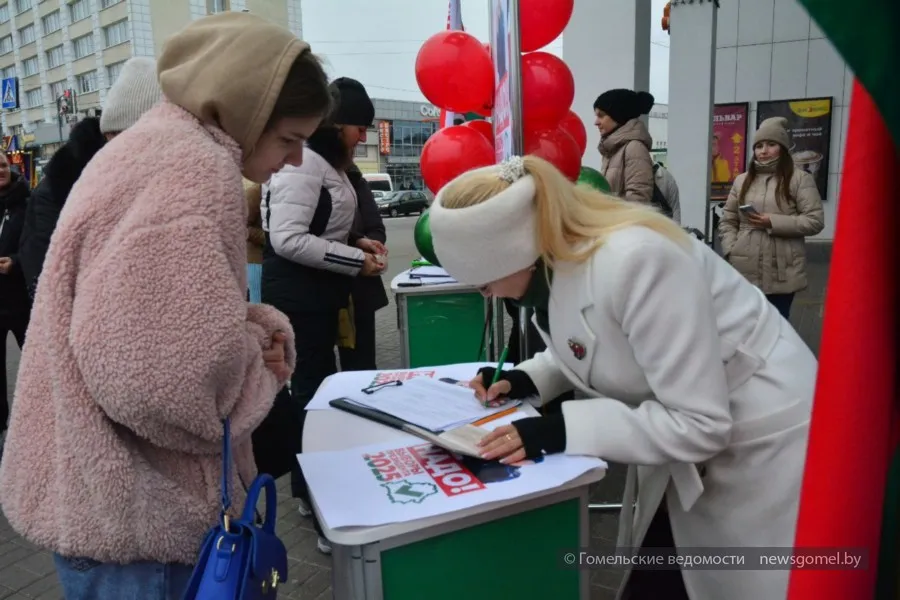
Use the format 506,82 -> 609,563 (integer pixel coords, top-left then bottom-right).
469,371 -> 512,408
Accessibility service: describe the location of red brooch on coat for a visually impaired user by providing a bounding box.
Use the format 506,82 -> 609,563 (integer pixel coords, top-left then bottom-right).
567,338 -> 586,360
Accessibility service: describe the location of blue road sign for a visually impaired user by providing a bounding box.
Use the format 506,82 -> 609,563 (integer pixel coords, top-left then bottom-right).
2,77 -> 19,110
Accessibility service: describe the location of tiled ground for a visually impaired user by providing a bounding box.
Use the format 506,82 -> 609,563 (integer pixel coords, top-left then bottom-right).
1,216 -> 829,599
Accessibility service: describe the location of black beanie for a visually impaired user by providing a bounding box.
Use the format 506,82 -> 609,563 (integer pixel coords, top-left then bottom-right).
329,77 -> 375,127
593,89 -> 655,125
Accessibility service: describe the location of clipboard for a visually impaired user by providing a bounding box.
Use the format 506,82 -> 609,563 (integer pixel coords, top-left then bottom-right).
329,398 -> 489,458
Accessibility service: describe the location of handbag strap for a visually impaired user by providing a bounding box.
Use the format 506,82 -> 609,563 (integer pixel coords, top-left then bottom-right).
221,418 -> 232,519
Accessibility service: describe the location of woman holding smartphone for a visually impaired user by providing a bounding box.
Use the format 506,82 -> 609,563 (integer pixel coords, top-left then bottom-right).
718,117 -> 824,319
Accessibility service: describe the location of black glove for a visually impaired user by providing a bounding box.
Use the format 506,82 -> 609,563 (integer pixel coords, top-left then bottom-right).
512,415 -> 567,460
476,367 -> 538,400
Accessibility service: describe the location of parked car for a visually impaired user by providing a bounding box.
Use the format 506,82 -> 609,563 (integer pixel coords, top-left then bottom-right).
376,190 -> 429,217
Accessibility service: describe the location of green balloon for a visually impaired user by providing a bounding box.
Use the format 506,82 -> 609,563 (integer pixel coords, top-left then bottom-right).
577,166 -> 611,193
413,210 -> 441,267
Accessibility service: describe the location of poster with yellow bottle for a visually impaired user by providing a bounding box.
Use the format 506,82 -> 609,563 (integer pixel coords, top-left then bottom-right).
711,103 -> 750,201
756,96 -> 834,200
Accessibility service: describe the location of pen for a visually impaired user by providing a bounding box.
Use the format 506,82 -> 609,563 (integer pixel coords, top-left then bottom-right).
473,405 -> 518,426
484,345 -> 509,406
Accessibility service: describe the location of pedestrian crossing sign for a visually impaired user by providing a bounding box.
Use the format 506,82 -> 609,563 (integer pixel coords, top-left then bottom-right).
2,77 -> 19,110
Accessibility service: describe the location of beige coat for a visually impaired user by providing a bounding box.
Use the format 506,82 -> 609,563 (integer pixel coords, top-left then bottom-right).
516,226 -> 817,600
718,168 -> 824,294
599,118 -> 655,205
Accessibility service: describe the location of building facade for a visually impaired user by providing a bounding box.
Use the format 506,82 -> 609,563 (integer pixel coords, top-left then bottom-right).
354,98 -> 443,191
1,0 -> 301,155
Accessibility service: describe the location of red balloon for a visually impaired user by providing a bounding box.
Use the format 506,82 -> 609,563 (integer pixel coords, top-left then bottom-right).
521,52 -> 574,130
465,119 -> 494,142
415,31 -> 493,114
558,110 -> 588,156
520,0 -> 575,52
524,127 -> 581,182
420,125 -> 495,194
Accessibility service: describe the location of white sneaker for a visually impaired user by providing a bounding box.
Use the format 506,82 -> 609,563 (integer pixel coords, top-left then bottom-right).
317,536 -> 332,555
297,499 -> 312,517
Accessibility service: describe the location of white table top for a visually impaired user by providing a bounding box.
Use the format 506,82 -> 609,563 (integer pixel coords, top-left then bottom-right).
303,407 -> 607,546
390,268 -> 475,294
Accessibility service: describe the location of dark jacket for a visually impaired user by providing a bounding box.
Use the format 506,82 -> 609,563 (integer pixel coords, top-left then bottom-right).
261,125 -> 359,313
347,165 -> 389,314
0,172 -> 31,319
18,117 -> 106,300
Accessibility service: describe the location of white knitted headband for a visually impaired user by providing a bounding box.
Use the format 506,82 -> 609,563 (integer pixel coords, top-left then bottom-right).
429,157 -> 540,287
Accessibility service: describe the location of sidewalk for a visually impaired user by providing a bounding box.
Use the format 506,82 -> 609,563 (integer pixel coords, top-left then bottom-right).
0,257 -> 829,600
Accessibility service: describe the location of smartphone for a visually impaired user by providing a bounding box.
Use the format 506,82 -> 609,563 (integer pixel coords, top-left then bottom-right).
739,204 -> 759,215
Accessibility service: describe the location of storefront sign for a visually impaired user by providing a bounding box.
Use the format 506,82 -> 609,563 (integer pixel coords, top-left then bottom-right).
419,105 -> 441,119
378,121 -> 391,155
710,103 -> 749,201
756,97 -> 833,200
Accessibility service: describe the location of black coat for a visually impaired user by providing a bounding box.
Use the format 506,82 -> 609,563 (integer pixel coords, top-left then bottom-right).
347,165 -> 389,314
0,172 -> 30,320
17,117 -> 106,300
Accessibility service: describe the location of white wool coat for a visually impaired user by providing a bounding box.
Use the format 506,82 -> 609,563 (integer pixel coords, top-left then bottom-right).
516,226 -> 817,600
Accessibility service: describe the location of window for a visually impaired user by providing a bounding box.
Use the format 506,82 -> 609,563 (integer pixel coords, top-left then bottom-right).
72,34 -> 93,59
106,61 -> 124,84
207,0 -> 229,13
45,44 -> 64,68
389,120 -> 438,158
1,65 -> 15,79
24,87 -> 41,108
69,0 -> 88,22
103,20 -> 128,47
0,4 -> 9,24
0,35 -> 12,54
13,0 -> 30,14
49,79 -> 65,100
76,70 -> 96,93
101,0 -> 123,7
354,145 -> 367,158
42,10 -> 61,35
22,56 -> 39,77
18,23 -> 35,46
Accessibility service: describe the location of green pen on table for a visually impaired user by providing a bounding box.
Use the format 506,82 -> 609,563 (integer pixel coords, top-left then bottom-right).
485,344 -> 509,407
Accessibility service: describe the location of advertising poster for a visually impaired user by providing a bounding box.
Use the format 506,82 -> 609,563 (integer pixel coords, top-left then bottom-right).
490,0 -> 513,162
297,415 -> 606,528
756,97 -> 833,200
710,103 -> 749,201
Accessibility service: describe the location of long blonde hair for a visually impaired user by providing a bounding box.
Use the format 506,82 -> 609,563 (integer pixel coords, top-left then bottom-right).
438,155 -> 689,268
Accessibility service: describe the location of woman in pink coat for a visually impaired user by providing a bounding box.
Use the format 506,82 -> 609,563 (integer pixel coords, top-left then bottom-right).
0,13 -> 332,600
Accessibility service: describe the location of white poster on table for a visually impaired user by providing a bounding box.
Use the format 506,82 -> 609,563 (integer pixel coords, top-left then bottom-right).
305,362 -> 513,411
297,412 -> 607,529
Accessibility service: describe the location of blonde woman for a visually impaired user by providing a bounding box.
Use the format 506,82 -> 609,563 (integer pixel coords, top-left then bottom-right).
427,155 -> 817,600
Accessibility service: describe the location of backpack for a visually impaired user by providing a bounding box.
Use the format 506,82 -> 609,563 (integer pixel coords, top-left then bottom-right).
651,163 -> 674,219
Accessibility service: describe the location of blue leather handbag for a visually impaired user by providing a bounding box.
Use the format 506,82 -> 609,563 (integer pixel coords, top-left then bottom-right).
182,419 -> 288,599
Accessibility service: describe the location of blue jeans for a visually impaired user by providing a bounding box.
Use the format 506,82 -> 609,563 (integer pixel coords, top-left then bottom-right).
247,263 -> 262,304
54,554 -> 194,600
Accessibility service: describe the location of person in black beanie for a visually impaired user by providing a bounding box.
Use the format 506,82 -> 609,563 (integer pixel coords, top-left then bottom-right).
259,76 -> 385,555
593,88 -> 656,205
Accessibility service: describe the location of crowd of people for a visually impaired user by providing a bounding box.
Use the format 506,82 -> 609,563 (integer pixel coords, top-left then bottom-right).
0,11 -> 825,600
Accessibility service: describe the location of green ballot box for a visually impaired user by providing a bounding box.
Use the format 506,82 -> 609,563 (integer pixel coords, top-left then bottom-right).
391,270 -> 499,367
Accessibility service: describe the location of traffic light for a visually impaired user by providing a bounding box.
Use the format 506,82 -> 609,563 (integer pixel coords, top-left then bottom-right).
57,89 -> 71,116
662,2 -> 671,34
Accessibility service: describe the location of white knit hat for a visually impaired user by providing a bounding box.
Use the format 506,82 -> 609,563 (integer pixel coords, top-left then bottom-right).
100,57 -> 163,134
429,158 -> 540,287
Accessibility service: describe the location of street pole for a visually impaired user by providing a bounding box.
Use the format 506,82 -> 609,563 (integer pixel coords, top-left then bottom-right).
56,96 -> 63,146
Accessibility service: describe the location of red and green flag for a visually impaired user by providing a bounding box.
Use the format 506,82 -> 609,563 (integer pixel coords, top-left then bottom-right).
789,2 -> 900,599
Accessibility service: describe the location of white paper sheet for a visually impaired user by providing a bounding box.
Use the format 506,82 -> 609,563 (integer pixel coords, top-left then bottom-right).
348,376 -> 521,432
298,438 -> 607,529
306,362 -> 514,411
